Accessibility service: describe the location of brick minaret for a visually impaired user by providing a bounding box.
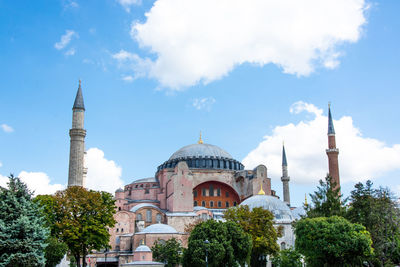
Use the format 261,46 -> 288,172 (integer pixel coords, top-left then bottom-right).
68,80 -> 87,187
281,143 -> 290,206
326,104 -> 340,192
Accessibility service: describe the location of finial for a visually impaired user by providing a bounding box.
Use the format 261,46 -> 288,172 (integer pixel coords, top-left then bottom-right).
198,131 -> 204,144
258,179 -> 265,195
305,193 -> 308,206
328,101 -> 331,109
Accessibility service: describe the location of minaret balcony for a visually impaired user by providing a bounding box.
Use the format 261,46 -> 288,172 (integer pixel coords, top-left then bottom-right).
326,148 -> 339,153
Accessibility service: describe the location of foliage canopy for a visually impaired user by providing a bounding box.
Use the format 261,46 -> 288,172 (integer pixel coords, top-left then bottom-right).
151,238 -> 183,266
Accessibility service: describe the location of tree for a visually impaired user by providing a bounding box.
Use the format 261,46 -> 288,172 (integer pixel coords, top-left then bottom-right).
295,216 -> 373,267
152,238 -> 183,266
34,194 -> 68,267
306,175 -> 346,218
346,181 -> 400,266
47,186 -> 116,267
224,205 -> 281,267
271,248 -> 303,267
0,174 -> 49,266
182,219 -> 252,267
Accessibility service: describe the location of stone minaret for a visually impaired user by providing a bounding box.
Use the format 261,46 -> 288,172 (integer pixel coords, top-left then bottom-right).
326,104 -> 340,192
68,80 -> 86,187
281,143 -> 290,206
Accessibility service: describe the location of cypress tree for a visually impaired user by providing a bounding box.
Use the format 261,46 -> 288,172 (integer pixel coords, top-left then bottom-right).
0,174 -> 49,266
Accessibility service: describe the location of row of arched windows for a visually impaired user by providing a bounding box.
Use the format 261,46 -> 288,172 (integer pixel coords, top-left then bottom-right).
136,210 -> 162,223
194,200 -> 237,208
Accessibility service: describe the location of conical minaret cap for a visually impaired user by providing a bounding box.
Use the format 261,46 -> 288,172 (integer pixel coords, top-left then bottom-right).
282,143 -> 288,166
73,80 -> 85,110
328,103 -> 335,135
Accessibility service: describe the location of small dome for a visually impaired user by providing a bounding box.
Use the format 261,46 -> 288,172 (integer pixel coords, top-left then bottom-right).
135,245 -> 151,252
291,206 -> 306,220
116,188 -> 124,193
169,143 -> 233,160
240,195 -> 294,221
138,223 -> 178,234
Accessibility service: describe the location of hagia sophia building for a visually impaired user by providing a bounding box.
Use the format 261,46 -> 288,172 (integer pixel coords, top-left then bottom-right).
67,82 -> 340,267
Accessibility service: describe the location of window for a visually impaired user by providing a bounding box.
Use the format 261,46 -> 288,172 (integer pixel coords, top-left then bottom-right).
146,209 -> 152,222
225,191 -> 229,197
202,201 -> 206,207
281,242 -> 286,250
118,207 -> 121,211
140,239 -> 145,245
202,188 -> 206,196
145,188 -> 149,194
217,188 -> 221,196
137,213 -> 142,221
194,201 -> 198,207
226,202 -> 229,208
156,213 -> 162,223
218,201 -> 222,208
193,190 -> 198,197
116,228 -> 119,232
233,201 -> 237,206
209,185 -> 214,196
210,201 -> 214,207
121,228 -> 124,233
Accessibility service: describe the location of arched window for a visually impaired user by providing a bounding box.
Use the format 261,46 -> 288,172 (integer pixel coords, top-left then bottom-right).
156,213 -> 162,223
146,209 -> 152,222
233,202 -> 237,206
193,190 -> 198,197
209,185 -> 214,196
218,201 -> 222,208
217,188 -> 221,196
202,188 -> 206,196
281,242 -> 286,250
210,201 -> 214,208
194,201 -> 198,207
118,207 -> 121,211
202,201 -> 206,207
225,201 -> 229,208
137,213 -> 142,221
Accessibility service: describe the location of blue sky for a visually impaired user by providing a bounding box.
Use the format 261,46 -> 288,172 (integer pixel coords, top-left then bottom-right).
1,0 -> 399,207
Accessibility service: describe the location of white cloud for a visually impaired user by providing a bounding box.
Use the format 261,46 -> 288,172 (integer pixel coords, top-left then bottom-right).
19,171 -> 64,196
128,0 -> 368,89
85,148 -> 124,193
192,97 -> 216,111
117,0 -> 141,12
242,101 -> 400,185
1,124 -> 14,133
65,48 -> 76,56
122,75 -> 134,82
0,162 -> 2,168
54,30 -> 77,50
113,49 -> 153,79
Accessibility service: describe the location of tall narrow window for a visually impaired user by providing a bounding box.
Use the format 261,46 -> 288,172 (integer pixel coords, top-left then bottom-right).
156,213 -> 162,223
137,213 -> 142,221
202,201 -> 206,207
210,201 -> 214,208
202,188 -> 206,196
218,201 -> 222,208
225,191 -> 229,197
209,185 -> 214,196
146,209 -> 152,222
194,201 -> 198,206
226,201 -> 229,208
217,188 -> 221,196
193,190 -> 198,197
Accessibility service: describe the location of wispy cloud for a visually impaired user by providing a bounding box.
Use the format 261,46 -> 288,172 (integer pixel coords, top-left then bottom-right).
192,97 -> 216,111
65,48 -> 76,56
122,75 -> 134,82
54,30 -> 77,50
116,0 -> 141,12
1,124 -> 14,133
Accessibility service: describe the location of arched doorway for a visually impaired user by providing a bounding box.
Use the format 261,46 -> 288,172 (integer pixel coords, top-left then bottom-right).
193,181 -> 240,209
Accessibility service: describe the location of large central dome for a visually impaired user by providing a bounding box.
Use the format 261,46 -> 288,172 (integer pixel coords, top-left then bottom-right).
157,142 -> 244,172
169,143 -> 233,160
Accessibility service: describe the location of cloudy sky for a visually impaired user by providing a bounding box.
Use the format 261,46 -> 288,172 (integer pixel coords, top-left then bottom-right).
1,0 -> 399,206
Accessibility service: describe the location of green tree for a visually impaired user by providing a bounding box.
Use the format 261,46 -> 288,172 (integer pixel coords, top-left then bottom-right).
34,194 -> 68,267
271,248 -> 303,267
346,181 -> 400,266
306,175 -> 346,218
295,216 -> 373,267
224,205 -> 281,267
49,186 -> 116,267
0,174 -> 49,266
182,219 -> 252,267
152,238 -> 183,266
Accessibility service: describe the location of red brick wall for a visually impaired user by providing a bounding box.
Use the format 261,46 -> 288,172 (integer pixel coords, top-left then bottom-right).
193,181 -> 240,209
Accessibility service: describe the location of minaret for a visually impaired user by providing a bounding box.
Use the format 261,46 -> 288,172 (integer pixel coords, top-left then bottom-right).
326,103 -> 340,192
281,143 -> 290,206
68,80 -> 86,187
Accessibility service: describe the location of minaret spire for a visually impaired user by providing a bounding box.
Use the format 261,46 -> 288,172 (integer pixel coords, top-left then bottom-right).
326,103 -> 340,193
68,80 -> 87,187
281,143 -> 290,206
198,131 -> 204,144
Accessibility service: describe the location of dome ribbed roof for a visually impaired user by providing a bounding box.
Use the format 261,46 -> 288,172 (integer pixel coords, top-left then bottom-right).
137,223 -> 178,234
169,143 -> 233,160
135,245 -> 151,252
240,195 -> 294,221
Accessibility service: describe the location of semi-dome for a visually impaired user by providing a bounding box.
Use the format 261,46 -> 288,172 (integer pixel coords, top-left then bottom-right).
240,195 -> 294,221
137,223 -> 178,234
169,143 -> 233,160
157,143 -> 244,172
